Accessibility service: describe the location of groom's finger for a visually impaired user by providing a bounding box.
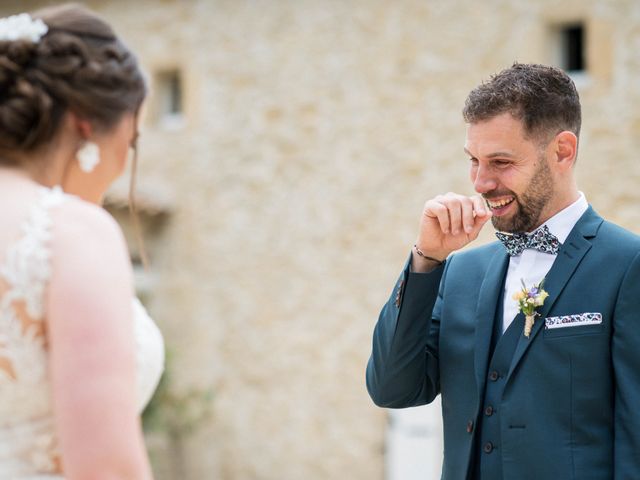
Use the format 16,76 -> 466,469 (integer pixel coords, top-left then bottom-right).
469,203 -> 492,238
446,199 -> 463,235
460,196 -> 476,233
425,200 -> 450,234
471,195 -> 488,218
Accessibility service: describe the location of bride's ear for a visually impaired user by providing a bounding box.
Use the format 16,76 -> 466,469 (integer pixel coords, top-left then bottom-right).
70,113 -> 94,142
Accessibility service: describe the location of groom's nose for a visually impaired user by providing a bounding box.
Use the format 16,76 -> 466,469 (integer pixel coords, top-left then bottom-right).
472,164 -> 498,194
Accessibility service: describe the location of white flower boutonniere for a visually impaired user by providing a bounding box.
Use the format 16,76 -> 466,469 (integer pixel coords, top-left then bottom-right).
512,280 -> 549,338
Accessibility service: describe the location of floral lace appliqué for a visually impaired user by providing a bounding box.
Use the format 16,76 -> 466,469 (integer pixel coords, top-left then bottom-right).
0,186 -> 65,475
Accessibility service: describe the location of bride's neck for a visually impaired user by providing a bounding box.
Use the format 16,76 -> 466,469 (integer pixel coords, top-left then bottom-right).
0,165 -> 35,184
0,149 -> 70,188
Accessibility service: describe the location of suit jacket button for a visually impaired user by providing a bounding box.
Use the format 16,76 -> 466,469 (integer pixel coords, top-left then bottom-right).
483,442 -> 494,453
489,370 -> 499,381
484,406 -> 494,416
466,420 -> 474,433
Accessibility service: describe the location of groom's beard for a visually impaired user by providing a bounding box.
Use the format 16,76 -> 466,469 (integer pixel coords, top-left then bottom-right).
488,158 -> 554,233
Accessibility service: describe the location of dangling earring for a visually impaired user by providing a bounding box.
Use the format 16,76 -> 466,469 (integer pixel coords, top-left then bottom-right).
77,141 -> 101,173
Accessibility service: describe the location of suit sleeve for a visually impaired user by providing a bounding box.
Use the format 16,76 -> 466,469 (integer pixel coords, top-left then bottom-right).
612,251 -> 640,479
366,252 -> 450,408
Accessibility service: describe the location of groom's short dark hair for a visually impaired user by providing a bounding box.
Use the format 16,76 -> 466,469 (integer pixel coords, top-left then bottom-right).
463,63 -> 581,144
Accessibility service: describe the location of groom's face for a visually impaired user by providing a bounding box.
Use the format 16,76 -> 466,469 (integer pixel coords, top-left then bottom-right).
465,112 -> 555,233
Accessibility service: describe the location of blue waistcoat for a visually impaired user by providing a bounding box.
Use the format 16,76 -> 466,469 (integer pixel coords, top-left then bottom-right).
473,307 -> 523,480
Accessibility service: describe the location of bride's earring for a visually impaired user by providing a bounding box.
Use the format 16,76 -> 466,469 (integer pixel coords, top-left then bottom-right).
77,141 -> 101,173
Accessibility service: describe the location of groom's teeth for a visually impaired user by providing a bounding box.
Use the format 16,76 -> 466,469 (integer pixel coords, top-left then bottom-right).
487,197 -> 514,209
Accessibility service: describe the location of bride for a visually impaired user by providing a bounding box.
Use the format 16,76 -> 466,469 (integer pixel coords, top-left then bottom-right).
0,4 -> 163,479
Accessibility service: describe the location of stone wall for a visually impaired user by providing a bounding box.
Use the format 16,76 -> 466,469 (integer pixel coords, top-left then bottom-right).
4,1 -> 640,478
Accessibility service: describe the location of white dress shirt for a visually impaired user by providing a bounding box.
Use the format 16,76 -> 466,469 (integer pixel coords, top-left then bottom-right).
501,193 -> 589,332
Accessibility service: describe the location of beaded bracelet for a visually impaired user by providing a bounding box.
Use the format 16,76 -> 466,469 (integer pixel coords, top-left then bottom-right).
413,245 -> 445,265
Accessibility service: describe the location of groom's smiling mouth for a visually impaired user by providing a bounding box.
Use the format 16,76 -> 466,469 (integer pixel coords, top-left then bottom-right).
485,196 -> 515,216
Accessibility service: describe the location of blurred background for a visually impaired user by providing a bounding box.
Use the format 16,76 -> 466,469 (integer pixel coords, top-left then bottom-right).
3,0 -> 640,478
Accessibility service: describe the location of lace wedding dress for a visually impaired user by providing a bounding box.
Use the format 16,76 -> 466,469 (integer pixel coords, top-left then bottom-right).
0,185 -> 164,478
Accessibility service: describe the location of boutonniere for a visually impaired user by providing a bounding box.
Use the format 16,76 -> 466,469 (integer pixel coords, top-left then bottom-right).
512,280 -> 549,338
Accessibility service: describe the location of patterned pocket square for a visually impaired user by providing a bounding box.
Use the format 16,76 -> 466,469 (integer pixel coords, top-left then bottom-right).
545,312 -> 603,329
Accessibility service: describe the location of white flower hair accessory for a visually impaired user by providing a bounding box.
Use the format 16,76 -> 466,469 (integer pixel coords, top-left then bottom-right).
0,13 -> 48,43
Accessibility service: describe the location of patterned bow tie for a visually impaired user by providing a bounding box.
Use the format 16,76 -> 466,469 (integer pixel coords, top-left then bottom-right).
495,225 -> 561,257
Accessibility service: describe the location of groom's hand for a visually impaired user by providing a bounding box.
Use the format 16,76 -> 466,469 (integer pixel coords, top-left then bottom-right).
412,193 -> 492,272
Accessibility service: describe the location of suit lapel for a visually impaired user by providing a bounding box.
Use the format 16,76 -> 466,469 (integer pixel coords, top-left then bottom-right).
504,207 -> 603,384
474,246 -> 509,405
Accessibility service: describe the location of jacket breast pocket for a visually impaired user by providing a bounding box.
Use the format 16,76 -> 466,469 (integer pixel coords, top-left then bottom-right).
543,312 -> 605,339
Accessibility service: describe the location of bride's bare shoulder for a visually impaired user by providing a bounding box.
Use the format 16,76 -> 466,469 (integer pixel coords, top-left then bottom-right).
49,194 -> 132,282
53,195 -> 125,247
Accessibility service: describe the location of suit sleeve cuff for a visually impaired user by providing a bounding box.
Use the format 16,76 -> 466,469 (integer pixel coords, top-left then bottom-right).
396,252 -> 446,313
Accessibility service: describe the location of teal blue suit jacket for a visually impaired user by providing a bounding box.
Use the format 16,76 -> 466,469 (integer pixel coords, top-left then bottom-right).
367,207 -> 640,480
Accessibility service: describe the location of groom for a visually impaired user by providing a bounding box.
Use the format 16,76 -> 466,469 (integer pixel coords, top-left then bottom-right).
366,63 -> 640,480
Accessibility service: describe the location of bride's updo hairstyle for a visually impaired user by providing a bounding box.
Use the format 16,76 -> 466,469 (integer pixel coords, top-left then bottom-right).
0,3 -> 146,164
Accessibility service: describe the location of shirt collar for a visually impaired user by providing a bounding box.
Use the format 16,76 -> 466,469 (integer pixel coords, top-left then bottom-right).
534,192 -> 589,244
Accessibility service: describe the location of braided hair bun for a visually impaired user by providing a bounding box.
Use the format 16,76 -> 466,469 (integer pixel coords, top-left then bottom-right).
0,3 -> 146,162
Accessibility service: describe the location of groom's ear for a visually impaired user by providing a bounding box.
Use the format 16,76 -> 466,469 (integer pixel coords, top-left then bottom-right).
553,131 -> 578,171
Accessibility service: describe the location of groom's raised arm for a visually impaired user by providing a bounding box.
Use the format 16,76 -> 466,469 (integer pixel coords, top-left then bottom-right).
366,254 -> 449,408
366,192 -> 490,408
